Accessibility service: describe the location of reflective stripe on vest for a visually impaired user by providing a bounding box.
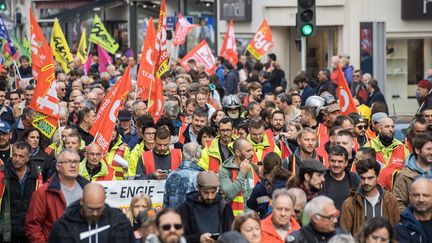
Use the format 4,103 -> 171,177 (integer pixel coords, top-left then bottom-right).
230,168 -> 259,216
142,149 -> 182,175
375,144 -> 406,191
291,154 -> 321,175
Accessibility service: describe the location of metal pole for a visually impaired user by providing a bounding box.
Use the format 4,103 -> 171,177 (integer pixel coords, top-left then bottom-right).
301,36 -> 306,71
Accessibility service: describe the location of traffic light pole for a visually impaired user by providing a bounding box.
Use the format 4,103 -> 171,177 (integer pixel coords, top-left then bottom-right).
301,36 -> 306,71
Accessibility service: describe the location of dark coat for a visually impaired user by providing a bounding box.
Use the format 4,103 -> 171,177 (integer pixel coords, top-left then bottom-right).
301,84 -> 315,106
367,90 -> 387,108
315,79 -> 337,97
287,224 -> 345,243
48,200 -> 134,243
30,148 -> 53,182
224,70 -> 239,95
0,106 -> 15,128
395,207 -> 431,243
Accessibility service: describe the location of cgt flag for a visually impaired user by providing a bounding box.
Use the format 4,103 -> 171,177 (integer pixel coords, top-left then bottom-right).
180,40 -> 216,74
336,64 -> 358,115
77,31 -> 88,64
220,20 -> 238,66
246,19 -> 274,61
155,0 -> 169,78
173,13 -> 198,46
29,9 -> 59,138
89,15 -> 119,54
137,17 -> 157,101
50,18 -> 74,74
90,65 -> 133,153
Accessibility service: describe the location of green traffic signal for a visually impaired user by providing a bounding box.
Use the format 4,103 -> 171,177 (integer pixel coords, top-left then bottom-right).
301,24 -> 313,36
0,3 -> 6,11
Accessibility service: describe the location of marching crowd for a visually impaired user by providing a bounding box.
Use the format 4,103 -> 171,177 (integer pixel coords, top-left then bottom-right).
0,50 -> 431,243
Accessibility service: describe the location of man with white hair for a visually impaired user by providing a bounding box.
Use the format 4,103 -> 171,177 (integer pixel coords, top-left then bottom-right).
287,196 -> 344,242
287,188 -> 307,223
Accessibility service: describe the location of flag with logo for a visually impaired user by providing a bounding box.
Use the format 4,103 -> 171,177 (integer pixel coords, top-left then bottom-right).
89,15 -> 119,54
29,9 -> 59,138
137,17 -> 157,101
90,65 -> 133,153
97,44 -> 112,73
180,40 -> 216,74
0,15 -> 17,60
155,0 -> 168,78
173,13 -> 197,46
220,20 -> 238,66
77,31 -> 88,64
50,18 -> 74,73
246,19 -> 274,61
336,64 -> 358,115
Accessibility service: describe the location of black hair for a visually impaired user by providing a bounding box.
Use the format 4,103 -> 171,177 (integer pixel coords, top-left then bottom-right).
356,159 -> 381,176
328,145 -> 348,161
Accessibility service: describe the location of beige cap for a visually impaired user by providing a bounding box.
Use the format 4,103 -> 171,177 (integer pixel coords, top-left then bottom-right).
197,171 -> 220,188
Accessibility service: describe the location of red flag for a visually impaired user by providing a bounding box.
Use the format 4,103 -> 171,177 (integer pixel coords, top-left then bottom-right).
246,19 -> 274,61
220,20 -> 238,66
155,0 -> 168,78
336,64 -> 358,115
29,9 -> 59,120
173,13 -> 197,46
137,18 -> 157,101
147,77 -> 164,122
180,40 -> 216,74
90,65 -> 133,153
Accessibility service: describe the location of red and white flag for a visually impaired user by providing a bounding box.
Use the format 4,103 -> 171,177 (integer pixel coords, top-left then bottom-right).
180,40 -> 216,74
220,20 -> 238,66
173,13 -> 197,46
137,17 -> 157,101
90,65 -> 133,153
155,0 -> 168,78
336,64 -> 358,115
246,19 -> 274,61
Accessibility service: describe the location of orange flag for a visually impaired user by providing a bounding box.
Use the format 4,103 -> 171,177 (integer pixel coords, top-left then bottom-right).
147,77 -> 164,122
220,20 -> 238,66
155,0 -> 168,78
137,18 -> 157,101
180,40 -> 216,74
246,19 -> 274,61
90,65 -> 133,152
336,64 -> 358,115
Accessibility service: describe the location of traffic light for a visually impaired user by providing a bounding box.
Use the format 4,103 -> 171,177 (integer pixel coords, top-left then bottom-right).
0,1 -> 6,11
297,0 -> 316,37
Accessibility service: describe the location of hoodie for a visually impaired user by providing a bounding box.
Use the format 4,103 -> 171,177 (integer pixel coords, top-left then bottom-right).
48,200 -> 134,243
396,207 -> 431,243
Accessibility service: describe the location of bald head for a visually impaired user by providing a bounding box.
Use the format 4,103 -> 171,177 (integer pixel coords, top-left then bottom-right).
83,183 -> 106,201
378,118 -> 394,140
81,183 -> 106,224
409,177 -> 432,215
233,137 -> 251,152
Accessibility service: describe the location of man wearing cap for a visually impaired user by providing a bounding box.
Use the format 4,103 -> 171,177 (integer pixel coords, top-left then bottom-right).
117,109 -> 139,149
349,112 -> 370,147
287,158 -> 326,201
0,121 -> 12,165
417,79 -> 432,113
366,117 -> 409,191
178,171 -> 234,243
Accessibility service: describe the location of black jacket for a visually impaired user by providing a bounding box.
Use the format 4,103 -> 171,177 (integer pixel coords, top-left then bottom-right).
30,148 -> 53,182
178,191 -> 234,243
287,224 -> 345,243
48,200 -> 134,243
0,106 -> 15,128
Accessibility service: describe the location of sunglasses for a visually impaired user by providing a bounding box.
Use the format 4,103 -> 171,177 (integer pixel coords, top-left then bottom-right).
161,223 -> 183,231
356,125 -> 368,130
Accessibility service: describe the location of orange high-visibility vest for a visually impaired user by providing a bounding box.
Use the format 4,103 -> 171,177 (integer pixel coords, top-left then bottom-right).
230,168 -> 260,216
375,144 -> 406,191
404,138 -> 412,153
142,149 -> 182,175
316,123 -> 329,148
208,156 -> 221,172
315,146 -> 329,168
178,123 -> 189,144
251,140 -> 277,164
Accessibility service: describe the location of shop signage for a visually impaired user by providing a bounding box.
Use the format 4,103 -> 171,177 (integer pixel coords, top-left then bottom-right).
402,0 -> 432,19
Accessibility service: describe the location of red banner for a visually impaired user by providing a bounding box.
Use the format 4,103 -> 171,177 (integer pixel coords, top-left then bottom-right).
336,64 -> 358,115
137,17 -> 157,101
28,9 -> 59,120
180,40 -> 216,74
173,13 -> 197,46
90,65 -> 133,153
220,20 -> 238,66
246,19 -> 274,61
155,0 -> 168,78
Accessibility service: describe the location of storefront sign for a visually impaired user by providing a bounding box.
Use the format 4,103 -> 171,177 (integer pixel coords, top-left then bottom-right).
220,0 -> 252,22
97,180 -> 166,210
402,0 -> 432,19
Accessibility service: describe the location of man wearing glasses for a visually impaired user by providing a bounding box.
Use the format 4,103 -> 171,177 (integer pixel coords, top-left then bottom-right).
26,149 -> 89,242
288,196 -> 344,242
350,69 -> 368,105
79,143 -> 115,181
349,112 -> 370,147
146,208 -> 186,243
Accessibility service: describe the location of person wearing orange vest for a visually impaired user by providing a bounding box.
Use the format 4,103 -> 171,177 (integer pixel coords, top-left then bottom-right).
315,126 -> 344,168
366,117 -> 410,191
335,129 -> 357,170
178,110 -> 208,145
404,116 -> 428,153
284,128 -> 324,175
219,138 -> 260,216
198,117 -> 236,172
261,189 -> 300,243
243,82 -> 262,108
136,127 -> 182,180
79,143 -> 115,181
349,113 -> 370,148
0,142 -> 41,242
316,103 -> 340,150
105,129 -> 131,180
247,118 -> 281,164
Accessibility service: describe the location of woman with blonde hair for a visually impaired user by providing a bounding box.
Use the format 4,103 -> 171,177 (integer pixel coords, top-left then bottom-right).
126,193 -> 153,232
232,211 -> 262,243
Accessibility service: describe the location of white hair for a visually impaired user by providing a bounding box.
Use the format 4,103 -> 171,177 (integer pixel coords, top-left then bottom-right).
303,196 -> 334,220
182,142 -> 202,163
287,187 -> 307,206
328,234 -> 355,243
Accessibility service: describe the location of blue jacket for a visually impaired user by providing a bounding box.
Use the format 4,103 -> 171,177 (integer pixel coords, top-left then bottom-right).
301,84 -> 315,106
396,207 -> 431,243
163,161 -> 204,208
246,179 -> 286,218
216,65 -> 225,87
405,154 -> 432,178
224,70 -> 239,95
261,80 -> 274,95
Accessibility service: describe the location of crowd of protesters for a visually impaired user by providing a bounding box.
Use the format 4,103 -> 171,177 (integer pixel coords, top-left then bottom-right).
0,49 -> 431,243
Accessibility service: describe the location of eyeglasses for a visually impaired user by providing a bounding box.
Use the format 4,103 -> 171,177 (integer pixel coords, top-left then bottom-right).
353,75 -> 361,78
317,210 -> 340,221
161,223 -> 183,231
356,125 -> 368,130
144,132 -> 156,136
58,160 -> 80,166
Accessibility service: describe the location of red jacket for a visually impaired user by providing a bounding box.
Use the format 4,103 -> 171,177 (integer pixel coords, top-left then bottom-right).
261,213 -> 300,243
25,173 -> 89,243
